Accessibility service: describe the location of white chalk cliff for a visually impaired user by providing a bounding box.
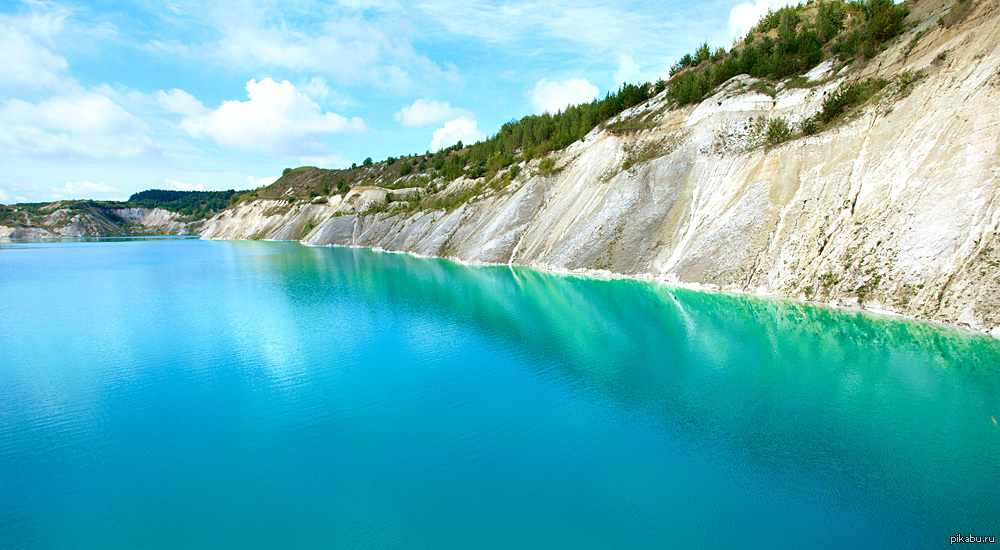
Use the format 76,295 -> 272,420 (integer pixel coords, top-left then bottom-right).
200,0 -> 1000,331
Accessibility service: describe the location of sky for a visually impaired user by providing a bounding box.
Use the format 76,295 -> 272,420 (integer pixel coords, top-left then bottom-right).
0,0 -> 796,203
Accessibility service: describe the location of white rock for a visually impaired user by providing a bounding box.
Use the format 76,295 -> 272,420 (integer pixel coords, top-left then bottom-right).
199,9 -> 1000,331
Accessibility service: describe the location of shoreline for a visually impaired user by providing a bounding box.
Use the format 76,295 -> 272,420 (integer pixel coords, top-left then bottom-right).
288,238 -> 1000,342
8,232 -> 997,340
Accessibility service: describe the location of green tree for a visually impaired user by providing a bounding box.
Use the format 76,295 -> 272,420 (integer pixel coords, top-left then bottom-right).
694,43 -> 711,65
777,8 -> 799,53
816,1 -> 844,42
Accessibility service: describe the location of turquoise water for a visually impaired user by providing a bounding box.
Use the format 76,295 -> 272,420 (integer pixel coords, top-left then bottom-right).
1,239 -> 998,548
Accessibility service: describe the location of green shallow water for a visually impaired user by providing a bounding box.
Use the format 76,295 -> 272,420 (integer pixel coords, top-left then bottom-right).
1,239 -> 998,548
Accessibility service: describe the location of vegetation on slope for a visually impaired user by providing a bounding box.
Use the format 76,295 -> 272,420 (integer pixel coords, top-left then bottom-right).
238,82 -> 653,204
666,0 -> 907,106
3,0 -> 928,230
0,190 -> 239,229
243,0 -> 922,211
126,189 -> 238,217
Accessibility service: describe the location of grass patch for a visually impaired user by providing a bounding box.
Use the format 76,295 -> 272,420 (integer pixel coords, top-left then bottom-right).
818,77 -> 889,124
940,0 -> 973,28
765,117 -> 791,145
538,158 -> 558,175
298,217 -> 318,239
425,182 -> 486,212
622,141 -> 663,171
606,107 -> 664,135
903,29 -> 926,60
785,75 -> 825,89
750,80 -> 778,98
820,271 -> 841,292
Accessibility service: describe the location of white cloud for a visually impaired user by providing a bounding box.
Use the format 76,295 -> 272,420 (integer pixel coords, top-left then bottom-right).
430,118 -> 484,151
150,3 -> 459,93
394,99 -> 473,127
143,39 -> 193,57
0,92 -> 159,159
0,18 -> 69,91
155,88 -> 206,118
52,180 -> 120,200
299,153 -> 351,169
0,6 -> 153,161
526,78 -> 599,115
416,1 -> 674,57
728,0 -> 797,39
0,182 -> 34,204
613,53 -> 642,86
0,6 -> 116,93
164,178 -> 206,192
298,76 -> 356,110
172,78 -> 366,156
300,77 -> 331,102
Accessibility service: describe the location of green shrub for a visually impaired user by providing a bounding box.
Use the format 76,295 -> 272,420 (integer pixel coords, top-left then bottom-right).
818,78 -> 888,124
539,158 -> 556,174
766,117 -> 791,145
668,0 -> 906,106
299,217 -> 318,239
800,116 -> 820,135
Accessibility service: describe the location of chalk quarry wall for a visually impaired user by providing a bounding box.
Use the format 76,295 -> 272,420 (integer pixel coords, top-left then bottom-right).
201,0 -> 1000,332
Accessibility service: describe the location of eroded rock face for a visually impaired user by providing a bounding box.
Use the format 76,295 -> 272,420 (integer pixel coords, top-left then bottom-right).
1,206 -> 200,238
203,1 -> 1000,330
116,208 -> 193,235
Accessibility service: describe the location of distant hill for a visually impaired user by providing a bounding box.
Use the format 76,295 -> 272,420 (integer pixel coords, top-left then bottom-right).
126,189 -> 238,218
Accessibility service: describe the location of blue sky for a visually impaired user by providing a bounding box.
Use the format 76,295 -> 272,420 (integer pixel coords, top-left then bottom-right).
0,0 -> 792,203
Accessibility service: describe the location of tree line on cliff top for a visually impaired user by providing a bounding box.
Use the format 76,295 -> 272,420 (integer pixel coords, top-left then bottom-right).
667,0 -> 907,105
265,0 -> 909,197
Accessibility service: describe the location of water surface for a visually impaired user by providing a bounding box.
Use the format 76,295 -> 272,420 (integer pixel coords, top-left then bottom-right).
1,239 -> 998,548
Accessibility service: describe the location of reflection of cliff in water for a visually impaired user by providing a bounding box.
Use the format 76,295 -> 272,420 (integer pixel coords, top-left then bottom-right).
238,243 -> 1000,538
243,242 -> 1000,377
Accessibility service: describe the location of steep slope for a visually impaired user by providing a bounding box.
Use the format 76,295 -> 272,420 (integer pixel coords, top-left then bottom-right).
0,203 -> 202,238
201,0 -> 1000,331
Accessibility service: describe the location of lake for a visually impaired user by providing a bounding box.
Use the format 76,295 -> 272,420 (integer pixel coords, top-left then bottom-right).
1,238 -> 998,548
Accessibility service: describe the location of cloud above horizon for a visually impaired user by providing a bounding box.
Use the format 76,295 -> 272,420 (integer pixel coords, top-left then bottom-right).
430,118 -> 485,151
51,180 -> 120,200
143,2 -> 460,94
395,99 -> 474,127
164,78 -> 366,156
727,0 -> 797,39
0,0 -> 752,202
0,91 -> 158,159
526,78 -> 599,114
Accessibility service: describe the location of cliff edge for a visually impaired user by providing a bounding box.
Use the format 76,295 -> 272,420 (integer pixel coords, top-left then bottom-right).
200,0 -> 1000,332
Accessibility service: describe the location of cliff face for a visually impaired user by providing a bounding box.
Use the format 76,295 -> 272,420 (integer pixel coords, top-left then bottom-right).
0,205 -> 199,238
201,0 -> 1000,331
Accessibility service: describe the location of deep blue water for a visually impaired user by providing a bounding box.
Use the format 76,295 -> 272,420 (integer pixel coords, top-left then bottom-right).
1,239 -> 998,548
